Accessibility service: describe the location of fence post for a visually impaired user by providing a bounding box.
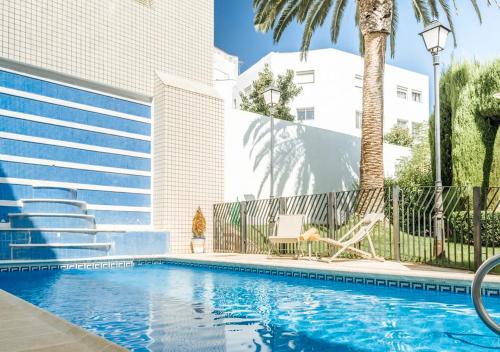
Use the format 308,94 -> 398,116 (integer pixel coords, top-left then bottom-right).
213,204 -> 218,252
240,201 -> 247,254
392,186 -> 401,262
327,192 -> 336,238
473,187 -> 482,271
279,197 -> 287,214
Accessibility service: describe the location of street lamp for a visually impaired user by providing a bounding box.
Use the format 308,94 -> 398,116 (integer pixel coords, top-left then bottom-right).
420,20 -> 450,257
263,85 -> 281,198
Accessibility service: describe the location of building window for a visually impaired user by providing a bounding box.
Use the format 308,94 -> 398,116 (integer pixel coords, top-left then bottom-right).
295,70 -> 315,84
397,119 -> 409,130
412,90 -> 422,103
354,74 -> 363,88
297,107 -> 315,120
355,110 -> 361,129
397,86 -> 407,100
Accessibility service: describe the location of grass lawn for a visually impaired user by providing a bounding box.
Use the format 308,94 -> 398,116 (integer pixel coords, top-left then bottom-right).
224,222 -> 500,272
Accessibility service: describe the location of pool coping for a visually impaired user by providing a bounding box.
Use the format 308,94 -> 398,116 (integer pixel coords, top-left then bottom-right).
0,288 -> 127,352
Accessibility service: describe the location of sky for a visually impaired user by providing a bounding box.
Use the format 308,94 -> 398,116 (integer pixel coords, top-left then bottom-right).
214,0 -> 499,110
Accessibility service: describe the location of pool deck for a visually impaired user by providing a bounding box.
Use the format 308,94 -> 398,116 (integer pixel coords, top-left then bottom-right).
164,253 -> 500,286
0,289 -> 126,352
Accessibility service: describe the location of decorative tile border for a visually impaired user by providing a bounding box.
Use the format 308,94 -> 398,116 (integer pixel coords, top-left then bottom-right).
0,260 -> 136,272
162,259 -> 500,298
1,257 -> 499,297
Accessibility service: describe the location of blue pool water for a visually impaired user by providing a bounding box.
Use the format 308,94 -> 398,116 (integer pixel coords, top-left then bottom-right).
0,264 -> 499,351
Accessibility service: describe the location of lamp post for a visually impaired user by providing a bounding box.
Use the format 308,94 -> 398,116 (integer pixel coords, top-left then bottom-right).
420,20 -> 451,257
263,86 -> 281,199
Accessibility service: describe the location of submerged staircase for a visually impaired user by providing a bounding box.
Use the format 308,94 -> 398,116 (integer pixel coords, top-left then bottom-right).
7,186 -> 113,260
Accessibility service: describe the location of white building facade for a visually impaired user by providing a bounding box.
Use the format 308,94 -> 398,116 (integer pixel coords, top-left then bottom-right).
234,49 -> 429,137
0,0 -> 224,255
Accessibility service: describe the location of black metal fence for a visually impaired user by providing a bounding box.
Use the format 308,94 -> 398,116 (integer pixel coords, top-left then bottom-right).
213,186 -> 500,271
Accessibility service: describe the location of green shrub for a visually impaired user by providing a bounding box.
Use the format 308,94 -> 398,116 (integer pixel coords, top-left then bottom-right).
448,211 -> 500,246
430,60 -> 500,188
387,122 -> 433,189
384,126 -> 413,147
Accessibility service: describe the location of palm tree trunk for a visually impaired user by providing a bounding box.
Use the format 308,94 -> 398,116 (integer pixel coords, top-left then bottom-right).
360,31 -> 386,191
357,0 -> 392,214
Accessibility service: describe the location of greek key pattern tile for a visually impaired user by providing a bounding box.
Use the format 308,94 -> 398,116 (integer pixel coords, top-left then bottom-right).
1,258 -> 498,297
163,259 -> 500,297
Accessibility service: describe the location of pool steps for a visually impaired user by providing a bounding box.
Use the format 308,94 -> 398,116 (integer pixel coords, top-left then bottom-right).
7,186 -> 114,259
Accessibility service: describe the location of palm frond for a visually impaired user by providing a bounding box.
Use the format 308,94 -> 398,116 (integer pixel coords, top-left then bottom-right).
427,0 -> 439,19
254,0 -> 290,33
273,0 -> 307,43
390,0 -> 398,58
469,0 -> 483,23
300,0 -> 333,59
437,0 -> 457,46
412,0 -> 431,24
354,0 -> 364,56
330,0 -> 348,43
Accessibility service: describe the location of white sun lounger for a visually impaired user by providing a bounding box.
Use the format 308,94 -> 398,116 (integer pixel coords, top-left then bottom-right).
318,213 -> 385,262
267,214 -> 305,258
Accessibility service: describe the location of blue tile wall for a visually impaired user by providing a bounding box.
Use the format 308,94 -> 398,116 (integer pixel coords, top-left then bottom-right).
22,201 -> 85,214
0,230 -> 169,260
29,231 -> 102,244
102,232 -> 169,256
0,161 -> 150,189
77,190 -> 150,207
0,116 -> 151,153
10,214 -> 95,229
0,66 -> 158,259
0,184 -> 150,207
0,139 -> 151,171
0,70 -> 150,117
87,210 -> 150,225
0,231 -> 29,259
33,187 -> 77,200
0,93 -> 151,135
0,184 -> 32,201
0,206 -> 22,223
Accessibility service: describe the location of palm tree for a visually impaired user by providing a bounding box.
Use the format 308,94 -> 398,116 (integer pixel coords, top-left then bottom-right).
253,0 -> 487,190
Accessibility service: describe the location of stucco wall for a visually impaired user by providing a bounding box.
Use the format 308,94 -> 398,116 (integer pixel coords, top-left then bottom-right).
225,109 -> 410,201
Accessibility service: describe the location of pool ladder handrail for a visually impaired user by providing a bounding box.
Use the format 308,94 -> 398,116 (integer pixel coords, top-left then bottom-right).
472,253 -> 500,335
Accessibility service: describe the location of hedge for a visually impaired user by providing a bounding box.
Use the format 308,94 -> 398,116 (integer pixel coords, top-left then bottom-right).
430,60 -> 500,189
448,211 -> 500,246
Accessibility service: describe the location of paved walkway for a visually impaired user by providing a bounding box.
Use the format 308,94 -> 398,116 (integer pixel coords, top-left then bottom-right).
165,253 -> 500,285
0,289 -> 126,352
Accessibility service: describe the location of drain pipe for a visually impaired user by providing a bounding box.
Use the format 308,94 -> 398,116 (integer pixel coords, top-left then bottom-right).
472,253 -> 500,335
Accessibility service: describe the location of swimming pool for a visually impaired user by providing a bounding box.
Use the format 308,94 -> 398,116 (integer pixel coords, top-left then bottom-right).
0,263 -> 499,351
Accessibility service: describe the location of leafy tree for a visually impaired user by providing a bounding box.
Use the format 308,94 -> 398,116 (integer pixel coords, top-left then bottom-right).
253,0 -> 486,190
240,64 -> 302,121
393,122 -> 433,188
384,125 -> 413,147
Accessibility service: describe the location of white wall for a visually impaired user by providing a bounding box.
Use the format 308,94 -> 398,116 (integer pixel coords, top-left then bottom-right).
234,49 -> 429,137
225,109 -> 410,201
213,48 -> 239,110
0,0 -> 215,96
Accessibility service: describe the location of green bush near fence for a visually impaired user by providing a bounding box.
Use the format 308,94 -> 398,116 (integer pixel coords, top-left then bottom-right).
448,211 -> 500,246
430,60 -> 500,189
